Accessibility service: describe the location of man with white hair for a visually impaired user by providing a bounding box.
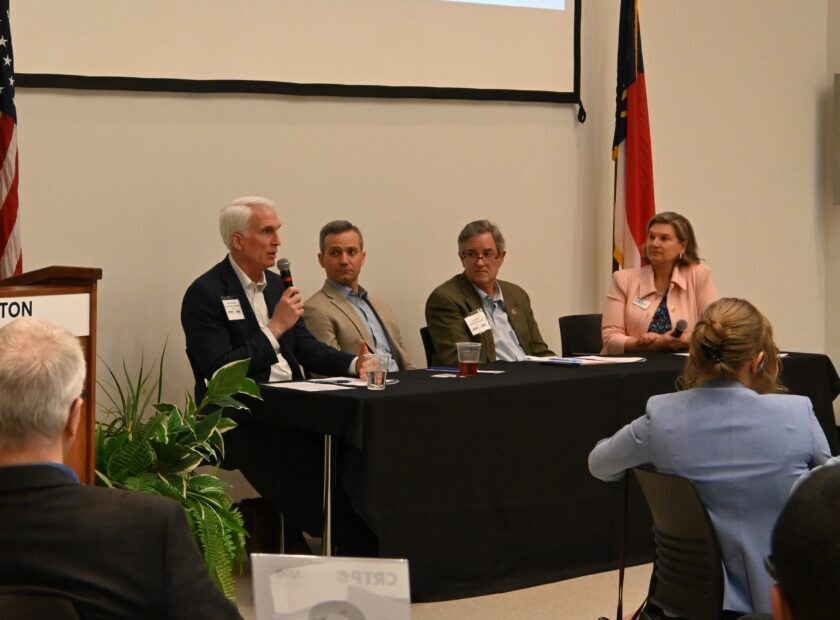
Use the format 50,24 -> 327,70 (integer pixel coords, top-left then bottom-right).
181,196 -> 367,552
0,318 -> 240,619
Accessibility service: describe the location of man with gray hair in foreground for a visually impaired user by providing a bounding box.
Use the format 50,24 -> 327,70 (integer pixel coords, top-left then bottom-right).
0,318 -> 240,619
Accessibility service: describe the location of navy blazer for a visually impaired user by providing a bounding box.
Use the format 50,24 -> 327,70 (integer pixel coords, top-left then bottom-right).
181,257 -> 354,400
0,464 -> 240,620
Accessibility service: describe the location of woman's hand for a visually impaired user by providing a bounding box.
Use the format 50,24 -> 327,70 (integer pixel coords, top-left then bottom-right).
627,332 -> 687,352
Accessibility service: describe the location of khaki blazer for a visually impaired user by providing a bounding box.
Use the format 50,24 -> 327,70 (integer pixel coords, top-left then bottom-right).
304,279 -> 414,370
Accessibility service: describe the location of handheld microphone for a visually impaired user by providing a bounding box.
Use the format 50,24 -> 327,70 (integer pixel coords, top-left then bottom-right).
671,319 -> 688,339
276,258 -> 293,288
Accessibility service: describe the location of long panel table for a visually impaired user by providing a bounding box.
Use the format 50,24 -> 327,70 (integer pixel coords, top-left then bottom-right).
253,353 -> 839,601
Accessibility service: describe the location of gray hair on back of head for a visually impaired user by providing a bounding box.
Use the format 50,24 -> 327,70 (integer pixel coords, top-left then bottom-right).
219,196 -> 276,250
0,318 -> 86,450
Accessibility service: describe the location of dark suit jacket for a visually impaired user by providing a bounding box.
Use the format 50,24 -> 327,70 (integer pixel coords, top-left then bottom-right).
181,257 -> 355,401
424,273 -> 554,366
0,464 -> 241,620
304,279 -> 414,371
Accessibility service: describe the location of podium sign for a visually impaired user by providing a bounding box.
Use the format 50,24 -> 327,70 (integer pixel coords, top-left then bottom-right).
0,293 -> 90,335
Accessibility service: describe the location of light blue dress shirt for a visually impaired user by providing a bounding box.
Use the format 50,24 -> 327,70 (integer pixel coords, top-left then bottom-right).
335,282 -> 399,372
472,283 -> 527,361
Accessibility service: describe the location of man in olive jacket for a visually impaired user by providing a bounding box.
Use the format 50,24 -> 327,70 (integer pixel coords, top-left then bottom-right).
425,220 -> 554,366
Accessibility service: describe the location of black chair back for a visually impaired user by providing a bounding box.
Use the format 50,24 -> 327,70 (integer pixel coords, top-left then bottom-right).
419,327 -> 435,367
0,593 -> 81,619
633,467 -> 724,620
558,313 -> 603,356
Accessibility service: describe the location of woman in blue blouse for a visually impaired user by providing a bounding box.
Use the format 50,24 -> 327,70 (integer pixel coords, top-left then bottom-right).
589,298 -> 830,615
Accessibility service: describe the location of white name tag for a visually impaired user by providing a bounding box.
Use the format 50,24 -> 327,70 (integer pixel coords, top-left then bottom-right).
632,297 -> 651,310
464,309 -> 491,335
222,297 -> 245,321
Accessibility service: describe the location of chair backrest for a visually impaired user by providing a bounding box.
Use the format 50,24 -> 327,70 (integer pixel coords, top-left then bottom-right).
419,327 -> 435,367
633,467 -> 724,620
558,313 -> 603,357
0,593 -> 81,620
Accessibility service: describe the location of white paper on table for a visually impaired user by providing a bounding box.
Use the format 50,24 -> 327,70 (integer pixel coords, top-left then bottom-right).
539,356 -> 646,366
263,381 -> 353,392
674,352 -> 789,358
576,356 -> 645,364
310,377 -> 368,387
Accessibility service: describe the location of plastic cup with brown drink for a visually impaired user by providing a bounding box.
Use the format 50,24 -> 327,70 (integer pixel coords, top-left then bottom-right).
456,342 -> 482,377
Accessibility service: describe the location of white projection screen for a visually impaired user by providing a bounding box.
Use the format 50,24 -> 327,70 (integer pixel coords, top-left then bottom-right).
14,0 -> 581,104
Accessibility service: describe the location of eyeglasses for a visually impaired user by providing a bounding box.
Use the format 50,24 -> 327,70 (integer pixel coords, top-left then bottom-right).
460,250 -> 499,262
764,554 -> 778,583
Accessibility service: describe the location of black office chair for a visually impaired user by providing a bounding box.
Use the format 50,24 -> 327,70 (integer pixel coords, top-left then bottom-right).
0,592 -> 81,619
419,327 -> 435,367
633,467 -> 724,620
558,313 -> 602,356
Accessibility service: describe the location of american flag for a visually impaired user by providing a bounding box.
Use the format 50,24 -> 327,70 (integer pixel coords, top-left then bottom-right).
612,0 -> 654,271
0,0 -> 18,279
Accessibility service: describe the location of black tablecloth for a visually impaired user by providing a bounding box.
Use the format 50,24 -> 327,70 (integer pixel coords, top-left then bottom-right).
254,353 -> 840,601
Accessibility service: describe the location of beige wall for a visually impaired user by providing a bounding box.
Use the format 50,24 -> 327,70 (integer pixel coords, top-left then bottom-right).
15,1 -> 837,407
828,0 -> 840,420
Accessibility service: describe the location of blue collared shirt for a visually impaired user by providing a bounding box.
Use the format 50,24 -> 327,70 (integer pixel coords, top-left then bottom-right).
333,282 -> 399,372
473,283 -> 527,361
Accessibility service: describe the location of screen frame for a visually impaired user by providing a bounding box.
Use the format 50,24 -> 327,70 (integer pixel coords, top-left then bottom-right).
16,0 -> 582,108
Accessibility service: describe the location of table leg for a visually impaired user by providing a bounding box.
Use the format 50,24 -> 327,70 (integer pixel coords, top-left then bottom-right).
322,433 -> 334,556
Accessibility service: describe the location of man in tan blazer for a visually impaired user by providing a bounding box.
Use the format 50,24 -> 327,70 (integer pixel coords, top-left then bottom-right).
304,220 -> 414,371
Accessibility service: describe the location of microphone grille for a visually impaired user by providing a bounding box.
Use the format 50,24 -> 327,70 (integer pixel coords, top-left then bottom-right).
276,258 -> 291,271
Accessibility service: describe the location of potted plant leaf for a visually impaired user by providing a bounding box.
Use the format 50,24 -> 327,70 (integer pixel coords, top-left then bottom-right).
94,351 -> 259,600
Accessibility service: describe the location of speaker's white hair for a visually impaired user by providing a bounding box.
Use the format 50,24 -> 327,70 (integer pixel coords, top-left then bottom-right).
219,196 -> 276,249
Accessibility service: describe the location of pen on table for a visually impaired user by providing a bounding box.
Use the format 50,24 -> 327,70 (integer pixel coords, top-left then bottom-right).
310,378 -> 352,384
425,367 -> 459,373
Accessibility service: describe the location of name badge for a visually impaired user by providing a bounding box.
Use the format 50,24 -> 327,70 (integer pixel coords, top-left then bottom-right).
632,297 -> 651,310
222,297 -> 245,321
464,309 -> 491,336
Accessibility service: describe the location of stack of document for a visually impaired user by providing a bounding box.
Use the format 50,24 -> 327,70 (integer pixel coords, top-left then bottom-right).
529,355 -> 646,366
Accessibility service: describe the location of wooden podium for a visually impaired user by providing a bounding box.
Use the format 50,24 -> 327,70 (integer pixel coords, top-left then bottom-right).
0,266 -> 102,484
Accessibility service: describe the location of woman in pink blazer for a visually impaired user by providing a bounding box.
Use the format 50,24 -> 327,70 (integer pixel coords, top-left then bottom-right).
601,212 -> 718,353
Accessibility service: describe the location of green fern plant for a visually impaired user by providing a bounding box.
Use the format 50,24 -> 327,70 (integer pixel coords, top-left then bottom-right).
94,352 -> 260,600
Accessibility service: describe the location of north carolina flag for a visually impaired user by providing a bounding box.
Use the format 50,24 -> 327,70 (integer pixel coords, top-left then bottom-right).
0,0 -> 19,279
612,0 -> 654,271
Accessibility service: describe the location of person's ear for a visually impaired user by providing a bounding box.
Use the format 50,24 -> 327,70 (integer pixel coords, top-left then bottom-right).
752,351 -> 766,375
62,397 -> 83,456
